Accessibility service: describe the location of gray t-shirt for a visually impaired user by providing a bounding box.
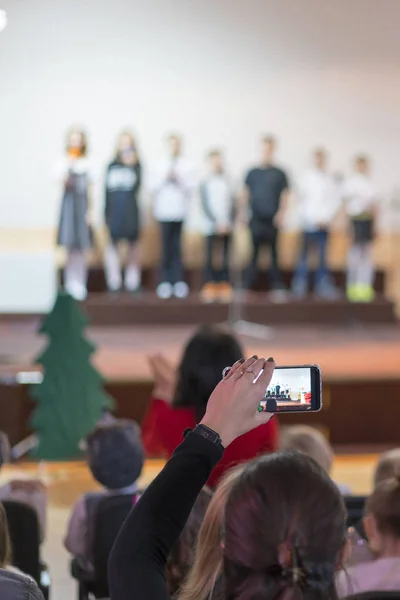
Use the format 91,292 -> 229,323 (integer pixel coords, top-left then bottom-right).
0,568 -> 43,600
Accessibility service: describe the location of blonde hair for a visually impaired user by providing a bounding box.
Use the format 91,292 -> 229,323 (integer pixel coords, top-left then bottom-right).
179,464 -> 244,600
374,448 -> 400,488
279,425 -> 333,474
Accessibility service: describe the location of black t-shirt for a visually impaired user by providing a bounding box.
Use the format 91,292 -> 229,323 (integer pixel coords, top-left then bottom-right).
245,166 -> 289,220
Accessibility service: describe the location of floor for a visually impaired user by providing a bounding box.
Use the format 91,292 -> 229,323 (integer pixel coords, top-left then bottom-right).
0,452 -> 380,600
0,322 -> 400,382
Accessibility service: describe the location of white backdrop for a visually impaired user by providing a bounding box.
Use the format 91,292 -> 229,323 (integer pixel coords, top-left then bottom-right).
1,0 -> 400,230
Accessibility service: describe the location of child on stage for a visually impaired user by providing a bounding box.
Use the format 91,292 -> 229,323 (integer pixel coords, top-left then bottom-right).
104,131 -> 142,293
343,155 -> 378,302
200,150 -> 235,302
56,128 -> 94,301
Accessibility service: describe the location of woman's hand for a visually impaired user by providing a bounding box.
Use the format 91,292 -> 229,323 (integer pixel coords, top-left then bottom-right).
148,354 -> 177,404
201,356 -> 275,447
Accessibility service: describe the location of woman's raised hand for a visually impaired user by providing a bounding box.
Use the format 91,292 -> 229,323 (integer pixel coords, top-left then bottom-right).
201,356 -> 275,448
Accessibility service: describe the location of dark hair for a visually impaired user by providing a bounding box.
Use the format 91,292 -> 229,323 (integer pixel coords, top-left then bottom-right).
172,326 -> 243,422
166,487 -> 213,595
224,452 -> 347,600
86,420 -> 144,490
366,476 -> 400,539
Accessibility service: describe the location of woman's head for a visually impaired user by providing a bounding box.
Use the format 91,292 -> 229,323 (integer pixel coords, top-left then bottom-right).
364,476 -> 400,557
166,487 -> 213,595
173,326 -> 243,422
224,452 -> 347,600
86,420 -> 144,491
66,127 -> 87,157
116,130 -> 138,164
179,465 -> 245,600
0,503 -> 11,568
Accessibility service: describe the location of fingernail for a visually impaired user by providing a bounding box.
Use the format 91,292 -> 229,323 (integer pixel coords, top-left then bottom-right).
239,358 -> 245,363
252,355 -> 258,359
267,357 -> 275,362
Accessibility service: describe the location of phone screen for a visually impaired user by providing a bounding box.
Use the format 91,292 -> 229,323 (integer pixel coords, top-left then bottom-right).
259,365 -> 321,413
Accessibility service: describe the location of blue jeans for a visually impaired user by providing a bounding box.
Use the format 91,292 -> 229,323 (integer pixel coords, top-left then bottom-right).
294,230 -> 329,290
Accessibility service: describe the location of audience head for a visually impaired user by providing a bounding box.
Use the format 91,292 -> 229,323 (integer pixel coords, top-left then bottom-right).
261,135 -> 277,165
116,130 -> 138,164
223,452 -> 347,600
354,154 -> 369,175
364,475 -> 400,557
279,425 -> 333,475
86,420 -> 144,490
173,326 -> 243,422
374,448 -> 400,488
0,503 -> 11,568
313,148 -> 327,171
166,487 -> 213,595
179,465 -> 245,600
167,133 -> 182,158
208,149 -> 224,174
0,432 -> 11,470
66,127 -> 87,157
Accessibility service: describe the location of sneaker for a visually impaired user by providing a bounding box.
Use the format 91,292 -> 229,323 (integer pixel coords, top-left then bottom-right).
217,282 -> 233,303
124,266 -> 141,292
173,281 -> 189,299
315,283 -> 341,300
269,289 -> 288,303
66,282 -> 87,302
201,283 -> 217,303
291,278 -> 307,299
358,285 -> 375,302
156,282 -> 173,299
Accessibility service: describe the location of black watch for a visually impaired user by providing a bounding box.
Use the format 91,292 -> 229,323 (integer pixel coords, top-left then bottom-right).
191,424 -> 225,450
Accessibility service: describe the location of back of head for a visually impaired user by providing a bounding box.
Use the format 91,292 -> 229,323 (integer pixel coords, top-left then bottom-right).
173,326 -> 243,422
224,452 -> 347,600
279,426 -> 333,475
166,487 -> 213,595
0,503 -> 11,568
374,449 -> 400,488
366,476 -> 400,540
179,465 -> 245,600
86,420 -> 144,490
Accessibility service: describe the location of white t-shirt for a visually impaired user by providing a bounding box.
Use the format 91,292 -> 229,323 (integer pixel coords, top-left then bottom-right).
151,156 -> 196,222
54,156 -> 96,183
201,174 -> 234,235
342,173 -> 376,217
297,168 -> 340,230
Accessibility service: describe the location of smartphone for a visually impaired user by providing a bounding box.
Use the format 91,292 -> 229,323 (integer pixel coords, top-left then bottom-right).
260,365 -> 322,413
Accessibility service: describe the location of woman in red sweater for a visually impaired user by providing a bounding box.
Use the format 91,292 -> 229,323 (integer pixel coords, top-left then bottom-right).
141,326 -> 278,487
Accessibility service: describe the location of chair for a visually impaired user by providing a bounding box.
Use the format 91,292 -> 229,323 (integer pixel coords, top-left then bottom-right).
344,495 -> 367,530
71,494 -> 134,600
347,592 -> 400,600
2,500 -> 51,600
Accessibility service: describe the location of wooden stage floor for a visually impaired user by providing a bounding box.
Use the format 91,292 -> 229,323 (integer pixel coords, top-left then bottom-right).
0,320 -> 400,383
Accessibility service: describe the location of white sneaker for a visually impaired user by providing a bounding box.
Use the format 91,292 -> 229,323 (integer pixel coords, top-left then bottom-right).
156,282 -> 173,299
66,282 -> 87,302
125,266 -> 141,292
173,281 -> 189,299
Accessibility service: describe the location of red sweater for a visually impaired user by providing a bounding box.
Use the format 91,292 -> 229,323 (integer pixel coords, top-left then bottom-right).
141,396 -> 279,487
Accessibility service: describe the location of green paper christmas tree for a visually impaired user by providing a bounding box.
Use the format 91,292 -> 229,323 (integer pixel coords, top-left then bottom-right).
30,291 -> 114,460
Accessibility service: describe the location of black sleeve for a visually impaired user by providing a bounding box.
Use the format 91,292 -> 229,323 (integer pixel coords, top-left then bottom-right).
108,431 -> 223,600
200,182 -> 217,223
134,162 -> 142,194
105,165 -> 111,222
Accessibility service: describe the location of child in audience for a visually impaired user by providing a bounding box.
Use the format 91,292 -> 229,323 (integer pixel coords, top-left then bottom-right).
292,148 -> 340,299
0,432 -> 47,543
374,448 -> 400,487
151,134 -> 196,299
200,150 -> 235,303
279,425 -> 351,494
65,421 -> 144,574
104,131 -> 142,293
342,155 -> 378,302
337,475 -> 400,596
56,127 -> 95,301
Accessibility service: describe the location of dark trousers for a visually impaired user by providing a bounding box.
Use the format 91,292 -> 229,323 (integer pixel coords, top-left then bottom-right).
204,234 -> 231,283
246,219 -> 283,290
159,221 -> 183,284
294,230 -> 329,289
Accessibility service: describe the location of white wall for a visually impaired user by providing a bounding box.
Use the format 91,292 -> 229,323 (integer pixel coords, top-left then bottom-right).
1,0 -> 400,230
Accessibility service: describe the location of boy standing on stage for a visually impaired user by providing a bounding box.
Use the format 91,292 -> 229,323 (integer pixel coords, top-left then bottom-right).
151,134 -> 196,299
292,148 -> 341,298
200,150 -> 235,303
342,155 -> 378,302
242,135 -> 290,298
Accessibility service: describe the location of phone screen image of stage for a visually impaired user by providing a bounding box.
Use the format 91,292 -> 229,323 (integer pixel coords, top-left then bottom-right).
260,368 -> 312,411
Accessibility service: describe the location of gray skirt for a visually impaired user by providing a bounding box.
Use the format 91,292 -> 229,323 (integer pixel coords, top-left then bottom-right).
57,173 -> 92,251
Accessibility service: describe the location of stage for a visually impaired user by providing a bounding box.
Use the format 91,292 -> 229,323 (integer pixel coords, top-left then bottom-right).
0,316 -> 399,449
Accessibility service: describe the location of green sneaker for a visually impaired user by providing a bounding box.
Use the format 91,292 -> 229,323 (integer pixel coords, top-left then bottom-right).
358,285 -> 375,302
346,284 -> 359,302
